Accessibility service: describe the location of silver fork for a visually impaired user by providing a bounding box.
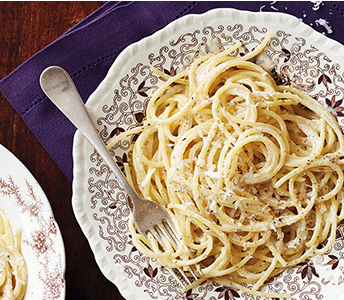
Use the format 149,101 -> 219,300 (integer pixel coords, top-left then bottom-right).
39,66 -> 201,289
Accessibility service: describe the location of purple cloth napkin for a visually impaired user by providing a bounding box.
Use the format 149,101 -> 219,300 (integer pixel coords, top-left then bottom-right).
1,1 -> 344,182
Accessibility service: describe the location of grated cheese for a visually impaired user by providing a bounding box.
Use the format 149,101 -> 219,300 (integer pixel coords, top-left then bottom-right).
311,1 -> 322,11
315,18 -> 333,34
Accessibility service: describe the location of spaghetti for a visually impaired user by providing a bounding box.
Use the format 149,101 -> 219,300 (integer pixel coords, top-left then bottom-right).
108,34 -> 344,298
0,209 -> 27,300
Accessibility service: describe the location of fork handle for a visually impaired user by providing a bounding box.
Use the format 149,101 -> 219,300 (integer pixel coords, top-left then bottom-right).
40,66 -> 139,199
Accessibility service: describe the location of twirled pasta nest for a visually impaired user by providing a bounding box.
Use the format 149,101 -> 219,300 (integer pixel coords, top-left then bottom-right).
108,35 -> 344,298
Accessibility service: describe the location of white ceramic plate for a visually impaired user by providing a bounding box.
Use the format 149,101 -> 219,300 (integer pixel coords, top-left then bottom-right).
0,144 -> 65,299
72,8 -> 344,300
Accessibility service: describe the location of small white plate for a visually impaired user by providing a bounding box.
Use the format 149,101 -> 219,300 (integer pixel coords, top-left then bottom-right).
73,8 -> 344,300
0,144 -> 66,299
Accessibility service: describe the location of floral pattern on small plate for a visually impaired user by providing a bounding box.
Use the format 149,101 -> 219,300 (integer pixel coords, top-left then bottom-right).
72,8 -> 344,300
0,144 -> 66,299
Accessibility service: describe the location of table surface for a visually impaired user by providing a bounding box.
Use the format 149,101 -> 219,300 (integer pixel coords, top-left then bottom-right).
0,2 -> 125,299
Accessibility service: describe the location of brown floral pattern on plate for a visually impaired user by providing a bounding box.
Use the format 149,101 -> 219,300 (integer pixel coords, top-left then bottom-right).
0,145 -> 65,300
74,8 -> 344,300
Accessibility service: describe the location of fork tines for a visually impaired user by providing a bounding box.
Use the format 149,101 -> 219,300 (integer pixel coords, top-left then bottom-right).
148,219 -> 202,290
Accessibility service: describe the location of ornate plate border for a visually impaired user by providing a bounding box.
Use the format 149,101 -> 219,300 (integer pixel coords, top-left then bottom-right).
0,144 -> 66,300
73,8 -> 344,300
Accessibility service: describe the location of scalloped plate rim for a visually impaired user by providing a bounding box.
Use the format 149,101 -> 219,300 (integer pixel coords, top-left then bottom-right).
0,144 -> 66,300
72,7 -> 344,300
